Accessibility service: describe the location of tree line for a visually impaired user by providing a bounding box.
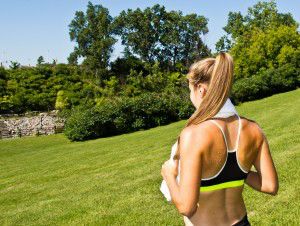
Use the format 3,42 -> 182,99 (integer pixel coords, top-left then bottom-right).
0,0 -> 299,119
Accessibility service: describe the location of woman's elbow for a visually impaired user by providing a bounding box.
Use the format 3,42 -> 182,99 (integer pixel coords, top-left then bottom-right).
266,181 -> 279,196
270,183 -> 279,196
178,205 -> 198,218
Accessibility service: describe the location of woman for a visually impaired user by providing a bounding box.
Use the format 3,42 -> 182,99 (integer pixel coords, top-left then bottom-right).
161,52 -> 279,226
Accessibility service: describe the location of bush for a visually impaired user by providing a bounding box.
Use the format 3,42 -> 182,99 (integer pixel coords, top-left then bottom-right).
55,90 -> 70,110
63,101 -> 118,141
64,91 -> 194,141
231,64 -> 299,104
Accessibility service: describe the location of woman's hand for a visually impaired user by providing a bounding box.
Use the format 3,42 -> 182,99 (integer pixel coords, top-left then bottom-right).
161,159 -> 179,180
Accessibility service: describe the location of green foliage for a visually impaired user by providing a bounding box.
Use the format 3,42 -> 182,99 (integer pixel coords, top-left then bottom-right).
55,90 -> 70,110
0,95 -> 11,112
231,64 -> 299,103
109,56 -> 148,84
64,92 -> 194,141
2,1 -> 299,126
99,76 -> 121,97
118,63 -> 187,98
216,1 -> 299,82
0,67 -> 7,96
230,25 -> 300,80
9,61 -> 20,70
214,0 -> 300,105
37,56 -> 45,65
113,4 -> 211,70
68,1 -> 117,76
216,0 -> 298,52
63,102 -> 117,141
0,64 -> 97,114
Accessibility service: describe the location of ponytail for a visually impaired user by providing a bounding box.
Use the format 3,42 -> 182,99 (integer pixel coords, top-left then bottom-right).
173,52 -> 234,160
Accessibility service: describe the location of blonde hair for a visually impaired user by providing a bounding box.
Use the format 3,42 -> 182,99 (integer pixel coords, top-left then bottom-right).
174,52 -> 234,159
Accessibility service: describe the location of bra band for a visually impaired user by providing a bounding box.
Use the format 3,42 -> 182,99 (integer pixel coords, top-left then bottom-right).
200,179 -> 245,192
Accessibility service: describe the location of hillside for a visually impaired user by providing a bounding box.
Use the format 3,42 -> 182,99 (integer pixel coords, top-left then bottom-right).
0,88 -> 299,225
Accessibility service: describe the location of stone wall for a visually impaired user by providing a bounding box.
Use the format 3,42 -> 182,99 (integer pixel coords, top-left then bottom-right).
0,110 -> 66,139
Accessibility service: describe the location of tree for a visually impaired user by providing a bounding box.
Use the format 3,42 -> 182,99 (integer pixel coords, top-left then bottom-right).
113,4 -> 210,71
215,0 -> 299,80
68,1 -> 117,79
113,5 -> 166,64
37,56 -> 45,65
67,51 -> 78,65
9,61 -> 20,70
230,24 -> 300,79
216,0 -> 298,52
177,13 -> 211,67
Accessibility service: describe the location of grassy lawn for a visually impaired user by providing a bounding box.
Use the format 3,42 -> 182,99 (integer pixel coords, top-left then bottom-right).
1,88 -> 299,225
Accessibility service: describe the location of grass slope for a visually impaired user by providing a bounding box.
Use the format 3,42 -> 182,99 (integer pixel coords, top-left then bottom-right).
0,89 -> 299,225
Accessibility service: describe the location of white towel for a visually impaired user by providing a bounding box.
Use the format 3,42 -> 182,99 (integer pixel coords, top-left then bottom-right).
160,98 -> 238,201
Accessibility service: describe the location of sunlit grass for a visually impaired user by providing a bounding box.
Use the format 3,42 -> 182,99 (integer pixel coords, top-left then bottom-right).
0,88 -> 299,225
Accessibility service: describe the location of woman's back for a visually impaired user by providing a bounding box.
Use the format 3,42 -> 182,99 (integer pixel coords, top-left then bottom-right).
183,115 -> 261,226
161,52 -> 278,226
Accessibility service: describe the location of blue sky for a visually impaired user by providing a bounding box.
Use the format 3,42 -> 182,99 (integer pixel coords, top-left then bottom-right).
0,0 -> 299,67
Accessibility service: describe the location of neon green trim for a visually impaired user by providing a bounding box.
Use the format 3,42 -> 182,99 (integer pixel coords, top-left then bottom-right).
200,179 -> 245,192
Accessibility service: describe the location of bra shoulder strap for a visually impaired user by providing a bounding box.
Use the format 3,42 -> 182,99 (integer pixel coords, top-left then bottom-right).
235,114 -> 242,151
209,113 -> 241,151
209,120 -> 229,151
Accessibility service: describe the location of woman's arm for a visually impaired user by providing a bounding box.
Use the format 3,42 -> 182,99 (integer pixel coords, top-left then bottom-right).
245,124 -> 279,195
245,170 -> 263,192
162,126 -> 208,218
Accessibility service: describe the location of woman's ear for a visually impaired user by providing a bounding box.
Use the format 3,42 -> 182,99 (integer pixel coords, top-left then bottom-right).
198,85 -> 205,98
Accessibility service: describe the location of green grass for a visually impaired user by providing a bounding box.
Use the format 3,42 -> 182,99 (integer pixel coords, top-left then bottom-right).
1,89 -> 299,225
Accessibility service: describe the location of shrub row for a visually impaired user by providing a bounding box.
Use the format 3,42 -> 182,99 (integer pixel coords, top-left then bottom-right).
231,64 -> 299,104
64,63 -> 299,141
63,91 -> 194,141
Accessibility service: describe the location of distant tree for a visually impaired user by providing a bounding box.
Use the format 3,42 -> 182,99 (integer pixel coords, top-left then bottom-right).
37,56 -> 45,65
67,51 -> 78,65
9,61 -> 20,70
68,1 -> 117,79
215,34 -> 233,52
113,4 -> 210,70
175,13 -> 211,67
52,59 -> 57,65
113,5 -> 166,64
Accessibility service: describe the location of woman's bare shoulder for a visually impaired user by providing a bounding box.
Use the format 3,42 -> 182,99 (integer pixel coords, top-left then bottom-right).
239,116 -> 265,143
240,115 -> 261,129
179,121 -> 215,151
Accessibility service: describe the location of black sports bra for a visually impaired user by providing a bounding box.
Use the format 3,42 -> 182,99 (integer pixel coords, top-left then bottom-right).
200,113 -> 250,192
